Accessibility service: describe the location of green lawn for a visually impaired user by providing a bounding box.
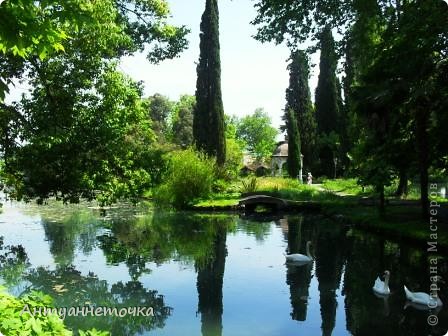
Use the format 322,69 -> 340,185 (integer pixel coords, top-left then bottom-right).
191,176 -> 448,249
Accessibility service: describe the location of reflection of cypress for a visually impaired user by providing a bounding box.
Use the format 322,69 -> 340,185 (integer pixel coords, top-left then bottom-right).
285,216 -> 313,321
319,290 -> 338,336
315,225 -> 345,336
196,226 -> 227,336
287,263 -> 313,321
287,216 -> 302,254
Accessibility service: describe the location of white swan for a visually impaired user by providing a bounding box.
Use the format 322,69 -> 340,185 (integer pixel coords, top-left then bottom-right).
373,270 -> 391,296
285,241 -> 313,264
404,285 -> 443,309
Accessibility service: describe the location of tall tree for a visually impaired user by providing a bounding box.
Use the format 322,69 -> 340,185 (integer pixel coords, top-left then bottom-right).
341,0 -> 383,176
236,108 -> 278,163
194,0 -> 226,165
171,95 -> 195,148
284,50 -> 316,173
146,93 -> 173,142
0,0 -> 188,203
251,0 -> 448,215
286,109 -> 301,179
315,27 -> 340,177
352,1 -> 448,216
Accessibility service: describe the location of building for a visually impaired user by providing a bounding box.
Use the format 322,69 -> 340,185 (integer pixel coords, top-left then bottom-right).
271,141 -> 303,181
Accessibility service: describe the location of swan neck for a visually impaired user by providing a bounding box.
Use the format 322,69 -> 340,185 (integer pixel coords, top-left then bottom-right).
384,274 -> 390,289
306,242 -> 311,258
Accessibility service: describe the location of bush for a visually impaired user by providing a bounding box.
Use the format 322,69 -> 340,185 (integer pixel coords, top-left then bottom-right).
153,148 -> 216,209
241,176 -> 258,193
218,138 -> 244,181
0,288 -> 109,336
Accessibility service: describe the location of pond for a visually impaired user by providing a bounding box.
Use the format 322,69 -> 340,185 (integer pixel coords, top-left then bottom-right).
0,201 -> 447,336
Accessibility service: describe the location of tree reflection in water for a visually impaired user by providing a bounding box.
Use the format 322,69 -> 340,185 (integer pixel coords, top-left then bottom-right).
26,266 -> 170,335
314,219 -> 346,336
283,216 -> 313,321
1,204 -> 447,336
99,211 -> 235,336
196,224 -> 227,336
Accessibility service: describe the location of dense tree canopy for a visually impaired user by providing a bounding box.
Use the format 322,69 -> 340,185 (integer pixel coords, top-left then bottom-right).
252,0 -> 448,215
171,95 -> 195,148
0,0 -> 188,101
351,0 -> 448,214
146,93 -> 173,142
0,0 -> 189,203
236,108 -> 278,163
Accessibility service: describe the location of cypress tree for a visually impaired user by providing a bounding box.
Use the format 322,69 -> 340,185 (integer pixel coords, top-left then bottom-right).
284,50 -> 316,173
315,26 -> 339,177
286,108 -> 301,178
193,0 -> 226,165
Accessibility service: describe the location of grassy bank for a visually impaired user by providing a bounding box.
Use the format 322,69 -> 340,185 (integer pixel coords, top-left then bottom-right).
192,177 -> 448,249
322,202 -> 448,249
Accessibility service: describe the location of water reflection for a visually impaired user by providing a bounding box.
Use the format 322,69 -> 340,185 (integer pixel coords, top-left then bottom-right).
26,265 -> 170,334
0,204 -> 447,336
0,237 -> 29,288
196,225 -> 227,336
283,216 -> 313,321
315,220 -> 346,336
41,210 -> 103,266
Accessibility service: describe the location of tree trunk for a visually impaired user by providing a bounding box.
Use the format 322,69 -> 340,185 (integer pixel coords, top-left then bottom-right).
415,105 -> 430,220
379,185 -> 385,213
394,169 -> 408,197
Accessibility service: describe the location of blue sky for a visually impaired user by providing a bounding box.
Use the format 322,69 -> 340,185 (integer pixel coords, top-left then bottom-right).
120,0 -> 320,129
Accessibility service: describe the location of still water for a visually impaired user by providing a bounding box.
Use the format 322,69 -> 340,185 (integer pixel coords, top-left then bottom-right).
0,201 -> 447,336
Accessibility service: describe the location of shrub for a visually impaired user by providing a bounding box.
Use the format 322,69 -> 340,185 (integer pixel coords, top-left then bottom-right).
241,176 -> 258,193
218,138 -> 244,181
153,148 -> 216,209
0,288 -> 109,336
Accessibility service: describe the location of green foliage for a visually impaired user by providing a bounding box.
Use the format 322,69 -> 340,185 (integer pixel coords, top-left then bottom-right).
286,109 -> 301,178
3,63 -> 154,204
217,115 -> 245,181
0,238 -> 29,287
224,115 -> 240,140
284,50 -> 316,172
254,177 -> 335,202
220,138 -> 244,181
351,1 -> 448,214
171,95 -> 195,147
251,0 -> 380,48
141,144 -> 175,189
79,330 -> 109,336
315,27 -> 341,177
322,178 -> 373,196
0,0 -> 190,203
0,0 -> 188,101
154,148 -> 216,209
0,288 -> 109,336
145,93 -> 173,142
236,108 -> 278,162
241,176 -> 258,194
193,0 -> 226,165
